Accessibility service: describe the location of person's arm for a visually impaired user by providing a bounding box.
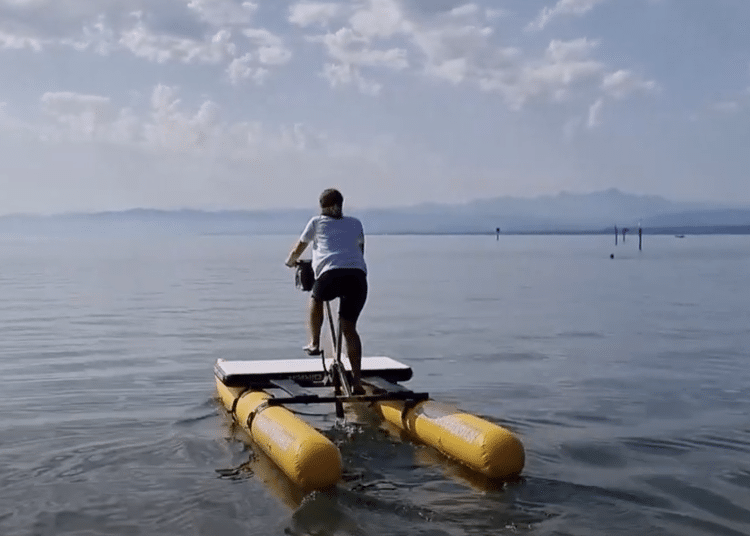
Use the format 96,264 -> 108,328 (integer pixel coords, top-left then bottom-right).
285,240 -> 308,267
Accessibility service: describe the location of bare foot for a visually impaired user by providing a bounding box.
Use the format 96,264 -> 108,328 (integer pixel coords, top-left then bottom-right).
302,344 -> 322,356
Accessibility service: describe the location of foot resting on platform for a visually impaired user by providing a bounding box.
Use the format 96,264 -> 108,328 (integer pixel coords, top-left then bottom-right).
352,384 -> 366,395
302,345 -> 322,356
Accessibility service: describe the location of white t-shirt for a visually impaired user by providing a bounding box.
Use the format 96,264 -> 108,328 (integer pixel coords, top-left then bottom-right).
300,215 -> 367,277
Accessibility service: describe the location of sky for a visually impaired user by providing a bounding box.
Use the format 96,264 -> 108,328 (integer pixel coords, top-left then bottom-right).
0,0 -> 749,214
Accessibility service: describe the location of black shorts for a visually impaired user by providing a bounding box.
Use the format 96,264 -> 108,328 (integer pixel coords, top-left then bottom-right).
312,268 -> 368,322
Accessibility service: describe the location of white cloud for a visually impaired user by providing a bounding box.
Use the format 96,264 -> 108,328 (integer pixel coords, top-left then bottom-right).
187,0 -> 258,26
318,28 -> 407,68
485,8 -> 508,21
0,0 -> 102,7
301,1 -> 497,94
41,91 -> 111,113
3,0 -> 659,127
29,84 -> 352,160
1,84 -> 431,212
257,45 -> 291,65
545,37 -> 599,62
0,29 -> 44,50
711,100 -> 740,114
241,28 -> 292,65
33,86 -> 225,151
448,4 -> 480,18
61,15 -> 117,54
0,0 -> 140,39
480,38 -> 603,109
119,22 -> 236,64
242,28 -> 284,47
408,19 -> 516,91
587,97 -> 603,127
527,0 -> 607,31
296,2 -> 631,108
602,69 -> 657,98
279,122 -> 328,151
709,81 -> 750,114
382,9 -> 609,109
99,20 -> 289,84
411,24 -> 494,68
288,2 -> 342,27
227,54 -> 270,85
294,2 -> 654,112
0,3 -> 287,86
309,25 -> 407,94
428,57 -> 468,85
323,62 -> 382,95
139,85 -> 243,153
149,84 -> 179,117
108,108 -> 141,143
349,0 -> 412,39
41,92 -> 115,140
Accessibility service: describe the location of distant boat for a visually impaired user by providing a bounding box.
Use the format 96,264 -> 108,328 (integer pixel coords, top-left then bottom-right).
675,234 -> 685,238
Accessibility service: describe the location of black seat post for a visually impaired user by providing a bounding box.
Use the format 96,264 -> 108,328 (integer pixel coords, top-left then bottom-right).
324,300 -> 338,356
324,300 -> 351,411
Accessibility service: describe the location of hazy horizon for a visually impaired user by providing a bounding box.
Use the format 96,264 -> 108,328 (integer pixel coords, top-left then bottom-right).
3,187 -> 750,236
2,187 -> 749,218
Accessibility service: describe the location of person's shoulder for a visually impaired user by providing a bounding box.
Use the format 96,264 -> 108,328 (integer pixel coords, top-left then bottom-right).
301,215 -> 321,235
343,215 -> 363,229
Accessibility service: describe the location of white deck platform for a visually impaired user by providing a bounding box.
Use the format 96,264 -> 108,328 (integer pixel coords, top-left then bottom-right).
215,356 -> 412,387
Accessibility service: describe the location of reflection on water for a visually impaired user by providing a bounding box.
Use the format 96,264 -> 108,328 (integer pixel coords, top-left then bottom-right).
0,235 -> 749,535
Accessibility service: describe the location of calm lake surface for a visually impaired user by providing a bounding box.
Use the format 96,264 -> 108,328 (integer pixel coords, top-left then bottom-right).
1,233 -> 749,536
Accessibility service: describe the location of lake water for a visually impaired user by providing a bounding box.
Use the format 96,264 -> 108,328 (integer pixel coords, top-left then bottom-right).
1,233 -> 749,536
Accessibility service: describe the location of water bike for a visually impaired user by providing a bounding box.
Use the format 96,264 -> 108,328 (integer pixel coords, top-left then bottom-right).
214,261 -> 524,491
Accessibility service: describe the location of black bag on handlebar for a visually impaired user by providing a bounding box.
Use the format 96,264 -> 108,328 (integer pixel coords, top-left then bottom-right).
295,260 -> 315,291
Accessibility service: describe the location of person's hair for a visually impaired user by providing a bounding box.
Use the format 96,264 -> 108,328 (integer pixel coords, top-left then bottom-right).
319,188 -> 343,209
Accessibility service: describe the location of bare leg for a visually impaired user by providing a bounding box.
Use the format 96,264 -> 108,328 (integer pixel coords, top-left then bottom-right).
340,318 -> 362,388
306,297 -> 323,350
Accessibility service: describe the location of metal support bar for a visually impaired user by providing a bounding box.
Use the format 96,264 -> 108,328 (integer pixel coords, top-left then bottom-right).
324,300 -> 352,415
364,376 -> 411,393
269,378 -> 317,397
266,390 -> 429,406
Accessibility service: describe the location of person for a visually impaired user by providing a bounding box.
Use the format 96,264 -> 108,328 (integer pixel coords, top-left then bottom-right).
285,189 -> 368,394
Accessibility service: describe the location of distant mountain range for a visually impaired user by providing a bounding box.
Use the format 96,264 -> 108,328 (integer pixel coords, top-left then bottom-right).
2,189 -> 750,235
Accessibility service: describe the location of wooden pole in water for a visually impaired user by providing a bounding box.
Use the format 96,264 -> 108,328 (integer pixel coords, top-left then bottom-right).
615,226 -> 618,245
639,226 -> 642,251
496,227 -> 500,241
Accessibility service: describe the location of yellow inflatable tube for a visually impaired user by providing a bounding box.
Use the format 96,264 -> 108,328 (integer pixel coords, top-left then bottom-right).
376,399 -> 524,479
216,379 -> 342,491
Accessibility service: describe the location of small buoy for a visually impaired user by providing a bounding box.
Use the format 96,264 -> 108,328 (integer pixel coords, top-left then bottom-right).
610,254 -> 614,259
